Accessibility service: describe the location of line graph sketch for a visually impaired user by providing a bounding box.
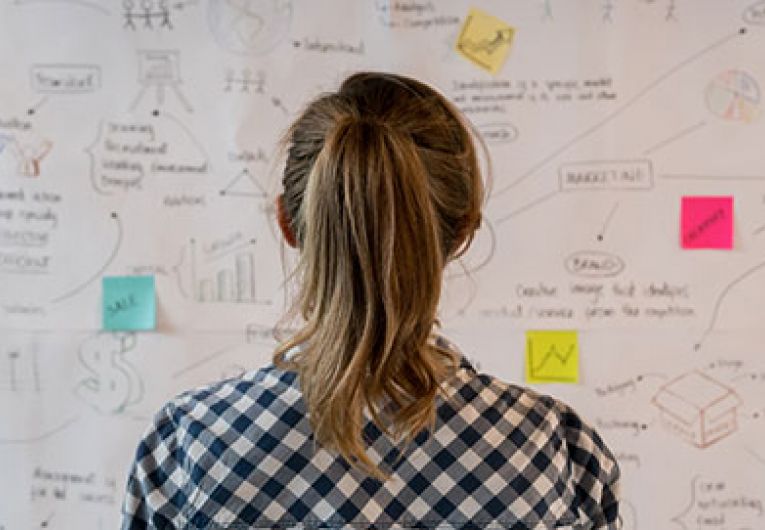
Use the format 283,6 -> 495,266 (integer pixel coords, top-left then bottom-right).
525,331 -> 579,383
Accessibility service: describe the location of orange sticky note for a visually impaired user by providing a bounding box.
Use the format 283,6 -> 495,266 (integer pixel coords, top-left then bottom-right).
525,330 -> 579,384
681,196 -> 733,249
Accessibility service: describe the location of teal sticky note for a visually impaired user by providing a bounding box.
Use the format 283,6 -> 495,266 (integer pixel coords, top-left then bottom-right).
102,275 -> 156,331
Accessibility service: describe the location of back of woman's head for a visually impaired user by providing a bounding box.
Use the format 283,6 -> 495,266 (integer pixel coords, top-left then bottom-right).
275,71 -> 483,481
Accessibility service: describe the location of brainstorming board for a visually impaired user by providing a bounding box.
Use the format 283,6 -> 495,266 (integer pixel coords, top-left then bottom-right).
2,1 -> 765,528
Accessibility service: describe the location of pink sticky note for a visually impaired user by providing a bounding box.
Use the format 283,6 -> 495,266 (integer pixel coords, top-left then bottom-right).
681,196 -> 733,249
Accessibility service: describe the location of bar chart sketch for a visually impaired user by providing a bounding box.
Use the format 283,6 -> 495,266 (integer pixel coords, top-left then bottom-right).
173,237 -> 270,304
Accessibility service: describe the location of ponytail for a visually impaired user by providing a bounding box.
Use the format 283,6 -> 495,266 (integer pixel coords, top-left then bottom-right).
275,72 -> 483,481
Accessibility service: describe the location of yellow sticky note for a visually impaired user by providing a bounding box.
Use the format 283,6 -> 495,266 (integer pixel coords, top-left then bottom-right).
455,7 -> 515,74
525,330 -> 579,384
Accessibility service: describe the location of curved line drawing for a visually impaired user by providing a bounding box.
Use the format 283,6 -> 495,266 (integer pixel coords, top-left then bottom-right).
159,110 -> 211,169
13,0 -> 110,15
85,120 -> 112,196
50,212 -> 123,303
0,415 -> 80,445
495,190 -> 559,225
695,257 -> 765,349
172,245 -> 189,298
670,475 -> 699,530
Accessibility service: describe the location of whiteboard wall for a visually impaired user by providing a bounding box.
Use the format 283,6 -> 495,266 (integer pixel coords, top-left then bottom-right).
2,1 -> 765,528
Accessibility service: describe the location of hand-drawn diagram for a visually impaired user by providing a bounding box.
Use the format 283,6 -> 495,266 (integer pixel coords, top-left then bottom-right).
0,131 -> 53,178
207,0 -> 293,55
219,168 -> 267,198
1,347 -> 41,393
173,235 -> 271,304
74,333 -> 144,415
705,69 -> 760,122
224,68 -> 266,93
652,371 -> 742,448
0,341 -> 80,445
4,4 -> 765,529
130,50 -> 193,113
122,0 -> 176,30
490,26 -> 747,223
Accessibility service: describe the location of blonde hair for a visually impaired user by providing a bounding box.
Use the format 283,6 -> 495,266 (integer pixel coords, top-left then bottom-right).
274,72 -> 484,481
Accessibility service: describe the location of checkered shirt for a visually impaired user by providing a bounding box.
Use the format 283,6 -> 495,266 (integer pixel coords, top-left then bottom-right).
121,338 -> 621,529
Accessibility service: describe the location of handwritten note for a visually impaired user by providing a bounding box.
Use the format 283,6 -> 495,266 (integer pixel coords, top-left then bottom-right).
525,330 -> 579,384
681,196 -> 734,249
455,7 -> 515,74
102,276 -> 156,331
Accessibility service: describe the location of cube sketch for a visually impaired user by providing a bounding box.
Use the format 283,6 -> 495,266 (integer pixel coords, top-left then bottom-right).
652,370 -> 742,448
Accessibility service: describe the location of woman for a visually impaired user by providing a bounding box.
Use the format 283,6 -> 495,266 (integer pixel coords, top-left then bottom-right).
121,72 -> 621,529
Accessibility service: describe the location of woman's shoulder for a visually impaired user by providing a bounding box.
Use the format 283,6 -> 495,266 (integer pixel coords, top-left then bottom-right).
154,359 -> 302,434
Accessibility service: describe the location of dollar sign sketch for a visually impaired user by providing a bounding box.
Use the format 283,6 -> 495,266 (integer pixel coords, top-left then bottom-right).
74,333 -> 144,415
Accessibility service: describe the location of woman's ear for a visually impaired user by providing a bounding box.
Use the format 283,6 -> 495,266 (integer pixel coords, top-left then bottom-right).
277,194 -> 298,248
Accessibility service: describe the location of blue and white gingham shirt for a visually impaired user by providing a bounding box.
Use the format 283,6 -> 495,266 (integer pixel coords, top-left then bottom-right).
121,338 -> 621,529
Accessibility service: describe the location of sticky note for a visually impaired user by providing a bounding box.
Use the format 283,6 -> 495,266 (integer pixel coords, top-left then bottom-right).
525,330 -> 579,384
455,7 -> 515,74
681,196 -> 733,249
102,275 -> 156,331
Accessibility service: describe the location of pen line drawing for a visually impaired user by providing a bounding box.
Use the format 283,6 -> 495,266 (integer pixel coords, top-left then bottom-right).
495,190 -> 558,225
597,202 -> 620,241
493,27 -> 746,198
13,0 -> 110,15
0,415 -> 80,445
171,345 -> 236,379
2,349 -> 41,392
160,110 -> 210,163
50,212 -> 122,304
27,96 -> 49,115
642,120 -> 707,155
219,168 -> 267,198
671,475 -> 700,530
660,173 -> 765,181
695,257 -> 765,350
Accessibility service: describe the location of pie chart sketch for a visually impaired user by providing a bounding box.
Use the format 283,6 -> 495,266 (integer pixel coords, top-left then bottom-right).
704,69 -> 760,122
207,0 -> 293,56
